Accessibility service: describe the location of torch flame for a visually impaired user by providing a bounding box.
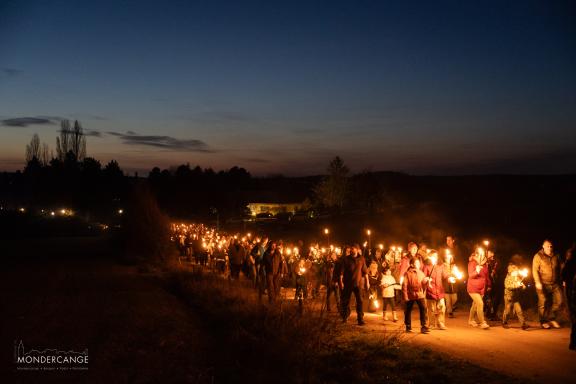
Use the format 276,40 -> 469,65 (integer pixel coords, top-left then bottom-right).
452,266 -> 463,280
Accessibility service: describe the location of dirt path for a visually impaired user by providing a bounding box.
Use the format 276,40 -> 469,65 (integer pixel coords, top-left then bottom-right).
340,308 -> 576,383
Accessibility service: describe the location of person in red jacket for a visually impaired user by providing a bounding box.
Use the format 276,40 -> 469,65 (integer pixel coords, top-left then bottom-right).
467,247 -> 491,329
402,257 -> 430,333
424,250 -> 450,330
399,242 -> 424,286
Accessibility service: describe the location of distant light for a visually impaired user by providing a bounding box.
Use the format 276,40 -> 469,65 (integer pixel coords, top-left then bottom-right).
61,209 -> 66,215
50,211 -> 55,216
367,229 -> 371,236
118,209 -> 123,214
19,207 -> 25,213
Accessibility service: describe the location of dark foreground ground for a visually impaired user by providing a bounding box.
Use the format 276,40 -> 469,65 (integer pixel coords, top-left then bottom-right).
1,236 -> 573,383
1,236 -> 215,383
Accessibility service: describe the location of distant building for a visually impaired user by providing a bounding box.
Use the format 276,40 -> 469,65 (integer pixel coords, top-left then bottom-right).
247,201 -> 306,216
240,176 -> 315,217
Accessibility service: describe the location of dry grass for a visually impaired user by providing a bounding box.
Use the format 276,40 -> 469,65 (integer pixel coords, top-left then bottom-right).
163,267 -> 529,384
165,268 -> 343,382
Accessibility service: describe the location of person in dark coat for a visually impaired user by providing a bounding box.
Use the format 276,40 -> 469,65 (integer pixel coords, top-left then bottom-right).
264,241 -> 284,303
228,238 -> 246,280
339,245 -> 368,325
561,244 -> 576,350
367,261 -> 383,313
325,250 -> 341,312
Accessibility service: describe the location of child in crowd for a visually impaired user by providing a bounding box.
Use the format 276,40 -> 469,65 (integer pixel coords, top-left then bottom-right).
402,257 -> 430,333
502,262 -> 529,330
381,267 -> 398,321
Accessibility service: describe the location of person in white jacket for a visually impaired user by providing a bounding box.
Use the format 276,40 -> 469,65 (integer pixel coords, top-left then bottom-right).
381,267 -> 399,321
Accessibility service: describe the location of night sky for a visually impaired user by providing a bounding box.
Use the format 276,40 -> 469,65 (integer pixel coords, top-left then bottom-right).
1,0 -> 575,175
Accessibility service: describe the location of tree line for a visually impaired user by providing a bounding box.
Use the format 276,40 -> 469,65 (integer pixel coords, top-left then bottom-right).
8,121 -> 404,221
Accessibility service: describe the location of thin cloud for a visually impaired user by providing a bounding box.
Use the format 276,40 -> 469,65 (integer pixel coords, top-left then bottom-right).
240,157 -> 272,163
1,68 -> 22,77
85,130 -> 102,137
37,115 -> 65,122
108,131 -> 212,152
1,117 -> 56,127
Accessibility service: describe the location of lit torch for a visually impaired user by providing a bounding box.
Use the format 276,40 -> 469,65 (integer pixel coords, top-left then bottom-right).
449,265 -> 463,284
369,294 -> 379,310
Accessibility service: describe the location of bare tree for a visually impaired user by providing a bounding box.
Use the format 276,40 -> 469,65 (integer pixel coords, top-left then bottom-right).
40,143 -> 51,166
71,120 -> 86,160
25,133 -> 41,163
56,120 -> 70,160
56,119 -> 86,161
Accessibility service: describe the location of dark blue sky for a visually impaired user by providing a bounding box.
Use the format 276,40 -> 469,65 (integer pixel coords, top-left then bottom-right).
1,0 -> 575,175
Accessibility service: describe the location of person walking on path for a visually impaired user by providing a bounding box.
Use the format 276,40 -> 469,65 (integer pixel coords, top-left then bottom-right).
467,247 -> 491,329
533,240 -> 563,329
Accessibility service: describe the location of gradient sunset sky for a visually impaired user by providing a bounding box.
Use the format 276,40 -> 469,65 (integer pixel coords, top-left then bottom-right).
1,0 -> 575,175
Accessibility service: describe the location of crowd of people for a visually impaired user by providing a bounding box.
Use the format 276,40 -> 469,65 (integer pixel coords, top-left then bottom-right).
172,223 -> 576,350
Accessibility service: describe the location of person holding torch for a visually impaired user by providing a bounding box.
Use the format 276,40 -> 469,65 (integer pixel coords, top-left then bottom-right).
294,258 -> 308,303
443,249 -> 459,318
502,262 -> 529,330
402,257 -> 430,333
467,247 -> 491,329
424,250 -> 450,330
